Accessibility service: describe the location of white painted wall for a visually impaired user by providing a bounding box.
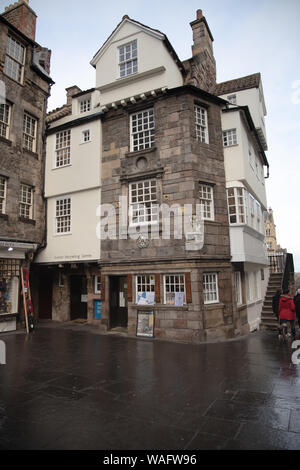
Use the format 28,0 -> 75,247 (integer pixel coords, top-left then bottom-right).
244,263 -> 270,332
45,119 -> 101,198
222,110 -> 267,208
229,226 -> 269,265
36,188 -> 101,264
93,20 -> 183,105
220,86 -> 267,147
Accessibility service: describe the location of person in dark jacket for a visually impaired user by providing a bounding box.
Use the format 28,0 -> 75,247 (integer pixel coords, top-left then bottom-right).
294,289 -> 300,328
272,289 -> 282,320
278,289 -> 296,337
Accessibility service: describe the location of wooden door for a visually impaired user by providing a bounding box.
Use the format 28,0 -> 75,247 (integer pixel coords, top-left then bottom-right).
70,275 -> 87,320
110,276 -> 128,328
38,271 -> 53,320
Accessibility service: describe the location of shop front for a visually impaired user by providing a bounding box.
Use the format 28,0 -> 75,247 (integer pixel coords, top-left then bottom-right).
0,241 -> 38,333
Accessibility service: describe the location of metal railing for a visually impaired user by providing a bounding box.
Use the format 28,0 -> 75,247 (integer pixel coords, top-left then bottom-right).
268,251 -> 295,291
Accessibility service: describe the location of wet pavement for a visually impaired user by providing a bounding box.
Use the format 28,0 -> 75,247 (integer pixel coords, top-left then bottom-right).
1,322 -> 300,450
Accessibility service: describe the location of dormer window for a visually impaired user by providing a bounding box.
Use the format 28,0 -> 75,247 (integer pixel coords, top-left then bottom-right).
80,98 -> 91,113
119,40 -> 137,78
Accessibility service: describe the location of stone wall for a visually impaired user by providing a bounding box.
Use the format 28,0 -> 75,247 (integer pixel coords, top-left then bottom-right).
0,20 -> 51,246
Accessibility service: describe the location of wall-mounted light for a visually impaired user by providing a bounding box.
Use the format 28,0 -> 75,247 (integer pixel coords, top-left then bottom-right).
8,247 -> 13,252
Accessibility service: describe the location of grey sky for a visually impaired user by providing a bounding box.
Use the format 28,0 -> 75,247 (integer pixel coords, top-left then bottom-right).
1,0 -> 299,270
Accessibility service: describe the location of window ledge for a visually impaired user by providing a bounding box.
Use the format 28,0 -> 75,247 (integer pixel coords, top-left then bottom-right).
0,135 -> 12,146
204,302 -> 223,310
19,217 -> 36,225
125,147 -> 157,158
2,72 -> 24,87
23,148 -> 38,159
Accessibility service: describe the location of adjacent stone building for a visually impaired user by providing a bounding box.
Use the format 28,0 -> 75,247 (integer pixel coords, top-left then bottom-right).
0,0 -> 52,331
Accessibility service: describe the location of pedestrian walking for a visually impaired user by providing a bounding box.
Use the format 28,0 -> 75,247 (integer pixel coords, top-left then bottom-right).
294,288 -> 300,329
278,289 -> 296,338
272,289 -> 282,320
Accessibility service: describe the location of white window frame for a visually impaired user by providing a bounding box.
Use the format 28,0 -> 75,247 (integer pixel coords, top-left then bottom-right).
79,98 -> 91,114
23,112 -> 37,152
129,179 -> 158,226
130,108 -> 155,152
253,271 -> 258,300
195,105 -> 209,143
223,128 -> 237,147
119,40 -> 138,78
19,184 -> 33,220
81,129 -> 91,144
4,35 -> 25,84
235,272 -> 242,306
0,177 -> 7,215
203,273 -> 219,304
55,197 -> 72,235
0,103 -> 11,139
136,275 -> 155,304
227,187 -> 247,225
94,275 -> 101,294
55,130 -> 71,168
163,274 -> 186,306
199,184 -> 214,221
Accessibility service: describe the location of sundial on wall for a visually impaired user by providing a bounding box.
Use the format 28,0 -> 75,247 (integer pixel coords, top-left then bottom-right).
136,235 -> 150,249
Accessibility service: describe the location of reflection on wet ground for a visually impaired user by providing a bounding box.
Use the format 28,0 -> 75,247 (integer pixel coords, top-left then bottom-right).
0,322 -> 300,450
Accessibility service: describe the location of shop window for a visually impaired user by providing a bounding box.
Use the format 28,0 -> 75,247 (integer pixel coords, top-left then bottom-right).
0,259 -> 20,314
235,272 -> 242,306
164,274 -> 186,306
136,275 -> 155,305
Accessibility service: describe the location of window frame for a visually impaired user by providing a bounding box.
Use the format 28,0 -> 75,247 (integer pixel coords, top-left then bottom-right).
119,39 -> 138,78
195,105 -> 209,144
223,128 -> 237,147
55,129 -> 71,168
79,98 -> 91,114
23,112 -> 37,153
0,102 -> 11,140
94,275 -> 101,295
136,275 -> 155,304
0,176 -> 7,215
130,108 -> 155,152
55,197 -> 72,236
234,271 -> 242,306
4,35 -> 26,84
203,273 -> 219,305
163,274 -> 186,306
19,184 -> 33,220
227,187 -> 247,225
199,183 -> 214,221
129,178 -> 158,227
81,129 -> 91,144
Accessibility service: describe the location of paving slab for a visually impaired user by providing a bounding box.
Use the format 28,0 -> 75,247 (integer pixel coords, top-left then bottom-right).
0,322 -> 300,450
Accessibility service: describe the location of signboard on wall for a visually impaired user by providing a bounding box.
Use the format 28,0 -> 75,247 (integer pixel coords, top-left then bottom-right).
94,300 -> 102,320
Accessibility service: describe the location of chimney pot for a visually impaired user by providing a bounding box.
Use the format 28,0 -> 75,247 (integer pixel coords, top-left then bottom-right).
196,9 -> 203,20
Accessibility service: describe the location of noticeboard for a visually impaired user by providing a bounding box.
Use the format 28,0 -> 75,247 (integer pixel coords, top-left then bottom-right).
136,310 -> 155,338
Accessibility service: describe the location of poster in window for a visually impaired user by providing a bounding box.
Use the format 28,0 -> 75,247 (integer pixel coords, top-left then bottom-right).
137,291 -> 155,305
136,310 -> 155,338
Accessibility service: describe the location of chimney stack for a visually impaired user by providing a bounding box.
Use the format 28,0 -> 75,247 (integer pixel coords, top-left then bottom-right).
2,0 -> 37,41
65,86 -> 82,106
189,9 -> 216,92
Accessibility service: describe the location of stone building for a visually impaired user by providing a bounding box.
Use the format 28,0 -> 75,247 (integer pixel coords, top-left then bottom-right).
0,0 -> 52,331
265,207 -> 281,253
35,10 -> 244,342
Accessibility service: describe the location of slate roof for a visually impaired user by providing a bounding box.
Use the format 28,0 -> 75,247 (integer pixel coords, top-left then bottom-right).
214,73 -> 261,96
